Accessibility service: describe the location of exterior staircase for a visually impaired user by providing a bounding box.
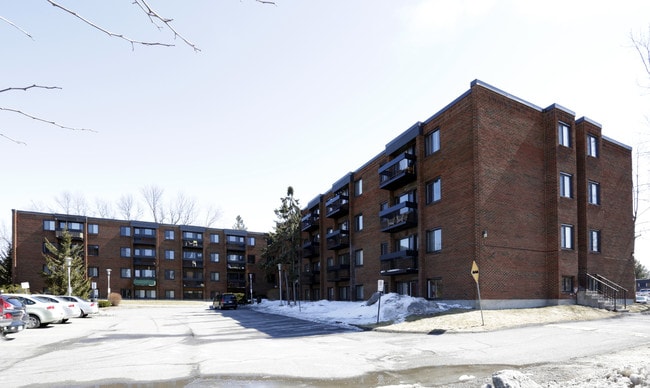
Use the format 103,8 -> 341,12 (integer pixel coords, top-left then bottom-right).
577,273 -> 629,312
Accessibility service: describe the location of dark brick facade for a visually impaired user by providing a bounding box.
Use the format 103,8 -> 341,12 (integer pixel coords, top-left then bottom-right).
11,210 -> 271,300
300,80 -> 635,307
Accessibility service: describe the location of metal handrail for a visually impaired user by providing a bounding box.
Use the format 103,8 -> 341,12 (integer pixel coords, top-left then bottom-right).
585,273 -> 627,310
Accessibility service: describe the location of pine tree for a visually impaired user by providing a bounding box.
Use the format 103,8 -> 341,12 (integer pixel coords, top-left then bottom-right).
233,215 -> 247,230
0,240 -> 13,286
43,229 -> 91,297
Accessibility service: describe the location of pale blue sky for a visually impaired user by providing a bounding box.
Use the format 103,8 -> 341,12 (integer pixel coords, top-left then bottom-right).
1,1 -> 649,265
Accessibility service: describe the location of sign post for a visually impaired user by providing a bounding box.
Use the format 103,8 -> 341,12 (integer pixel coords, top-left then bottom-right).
471,261 -> 485,326
376,279 -> 384,324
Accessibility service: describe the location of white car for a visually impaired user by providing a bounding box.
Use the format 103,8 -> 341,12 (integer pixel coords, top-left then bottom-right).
36,295 -> 83,320
57,295 -> 99,317
636,294 -> 648,304
2,294 -> 65,328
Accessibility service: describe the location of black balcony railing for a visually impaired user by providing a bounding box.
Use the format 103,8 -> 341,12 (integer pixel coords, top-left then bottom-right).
325,194 -> 349,218
326,229 -> 349,250
301,213 -> 320,232
182,259 -> 204,268
133,257 -> 156,266
133,236 -> 156,245
380,250 -> 418,275
302,238 -> 320,258
379,202 -> 418,232
183,279 -> 205,288
326,267 -> 350,282
56,230 -> 84,240
182,239 -> 203,248
379,152 -> 416,190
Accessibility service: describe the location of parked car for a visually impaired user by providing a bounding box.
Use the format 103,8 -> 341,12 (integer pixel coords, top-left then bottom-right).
3,294 -> 65,328
212,293 -> 238,310
57,295 -> 99,317
34,294 -> 81,323
1,296 -> 28,338
636,294 -> 648,304
0,296 -> 14,335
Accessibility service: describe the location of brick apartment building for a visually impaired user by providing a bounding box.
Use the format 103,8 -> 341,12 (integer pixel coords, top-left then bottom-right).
11,210 -> 271,300
301,80 -> 635,308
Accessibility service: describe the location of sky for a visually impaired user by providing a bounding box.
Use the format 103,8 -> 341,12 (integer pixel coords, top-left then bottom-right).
1,1 -> 649,265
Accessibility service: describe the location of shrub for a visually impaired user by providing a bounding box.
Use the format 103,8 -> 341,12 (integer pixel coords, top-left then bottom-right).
108,292 -> 122,306
98,300 -> 111,308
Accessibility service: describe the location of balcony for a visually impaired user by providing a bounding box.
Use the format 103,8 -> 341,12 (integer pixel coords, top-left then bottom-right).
379,202 -> 418,233
183,279 -> 205,288
133,236 -> 156,245
326,229 -> 349,250
326,266 -> 350,282
226,241 -> 246,251
183,259 -> 204,268
379,152 -> 416,190
301,271 -> 320,285
133,257 -> 156,266
325,194 -> 349,218
302,212 -> 320,232
302,238 -> 320,258
133,277 -> 156,287
227,280 -> 246,289
56,230 -> 84,240
182,239 -> 203,249
380,250 -> 418,275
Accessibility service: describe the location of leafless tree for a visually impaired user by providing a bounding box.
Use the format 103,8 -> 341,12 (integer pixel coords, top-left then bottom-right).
53,192 -> 73,214
167,192 -> 198,225
631,25 -> 650,88
116,194 -> 142,221
94,198 -> 115,219
141,185 -> 165,223
202,205 -> 223,228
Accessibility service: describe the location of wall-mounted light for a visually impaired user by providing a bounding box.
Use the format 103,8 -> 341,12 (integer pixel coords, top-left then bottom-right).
482,230 -> 488,238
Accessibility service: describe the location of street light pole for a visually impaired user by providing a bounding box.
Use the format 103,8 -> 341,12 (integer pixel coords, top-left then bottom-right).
106,268 -> 112,298
65,257 -> 72,296
278,263 -> 283,306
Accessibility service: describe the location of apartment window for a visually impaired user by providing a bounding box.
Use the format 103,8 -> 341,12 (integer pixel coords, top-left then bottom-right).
120,226 -> 131,237
164,230 -> 175,240
327,287 -> 334,301
588,181 -> 600,205
43,264 -> 51,275
210,233 -> 220,243
60,221 -> 83,231
590,230 -> 601,253
562,276 -> 574,293
43,220 -> 55,231
354,179 -> 363,196
380,201 -> 388,211
426,228 -> 442,252
425,128 -> 441,155
427,278 -> 442,299
120,247 -> 131,258
165,250 -> 175,260
355,285 -> 364,300
558,122 -> 571,147
248,237 -> 256,246
134,248 -> 156,257
210,253 -> 220,263
560,173 -> 573,198
134,227 -> 156,237
426,177 -> 442,204
210,272 -> 220,281
88,267 -> 99,277
327,257 -> 335,268
354,249 -> 364,266
88,224 -> 99,234
88,245 -> 99,256
561,224 -> 574,249
339,286 -> 349,301
182,231 -> 203,241
121,268 -> 132,278
165,290 -> 175,299
355,214 -> 364,231
165,270 -> 175,280
248,255 -> 256,264
587,134 -> 599,157
380,242 -> 388,255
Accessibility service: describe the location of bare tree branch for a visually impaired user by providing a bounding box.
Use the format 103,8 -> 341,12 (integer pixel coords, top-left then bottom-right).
141,185 -> 165,223
133,0 -> 201,52
0,84 -> 61,94
0,107 -> 95,132
631,26 -> 650,86
46,0 -> 199,51
0,15 -> 34,39
0,133 -> 27,145
255,0 -> 277,4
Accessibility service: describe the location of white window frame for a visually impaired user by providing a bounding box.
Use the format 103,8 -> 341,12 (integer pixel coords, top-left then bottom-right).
558,122 -> 571,147
561,224 -> 574,250
425,128 -> 441,155
560,173 -> 572,198
588,181 -> 600,205
589,230 -> 601,253
587,134 -> 598,157
427,229 -> 442,252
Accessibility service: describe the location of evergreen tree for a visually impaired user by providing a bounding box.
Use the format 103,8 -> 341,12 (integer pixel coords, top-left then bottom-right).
233,215 -> 247,230
0,240 -> 13,286
43,229 -> 91,297
635,259 -> 650,280
261,186 -> 302,292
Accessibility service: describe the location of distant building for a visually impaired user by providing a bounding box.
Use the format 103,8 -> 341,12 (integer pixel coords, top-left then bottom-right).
11,210 -> 271,300
300,80 -> 635,308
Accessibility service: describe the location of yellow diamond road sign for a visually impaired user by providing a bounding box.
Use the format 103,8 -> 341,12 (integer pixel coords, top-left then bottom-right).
471,261 -> 479,283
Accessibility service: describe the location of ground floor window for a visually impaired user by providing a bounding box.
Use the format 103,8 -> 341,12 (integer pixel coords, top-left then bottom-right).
427,278 -> 442,299
165,290 -> 175,299
327,287 -> 334,300
183,290 -> 203,300
562,276 -> 574,293
313,288 -> 320,301
355,285 -> 364,300
134,289 -> 156,299
396,280 -> 417,296
339,286 -> 349,301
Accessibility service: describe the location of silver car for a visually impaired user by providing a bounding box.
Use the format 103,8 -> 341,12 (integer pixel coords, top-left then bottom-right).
3,294 -> 65,328
35,295 -> 81,321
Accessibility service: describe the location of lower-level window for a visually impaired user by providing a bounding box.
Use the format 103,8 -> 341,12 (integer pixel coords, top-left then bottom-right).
355,285 -> 364,300
134,289 -> 156,299
562,276 -> 574,293
165,290 -> 175,299
427,278 -> 442,299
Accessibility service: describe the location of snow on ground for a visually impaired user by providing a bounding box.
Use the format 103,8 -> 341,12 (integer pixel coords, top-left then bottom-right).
248,293 -> 466,328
